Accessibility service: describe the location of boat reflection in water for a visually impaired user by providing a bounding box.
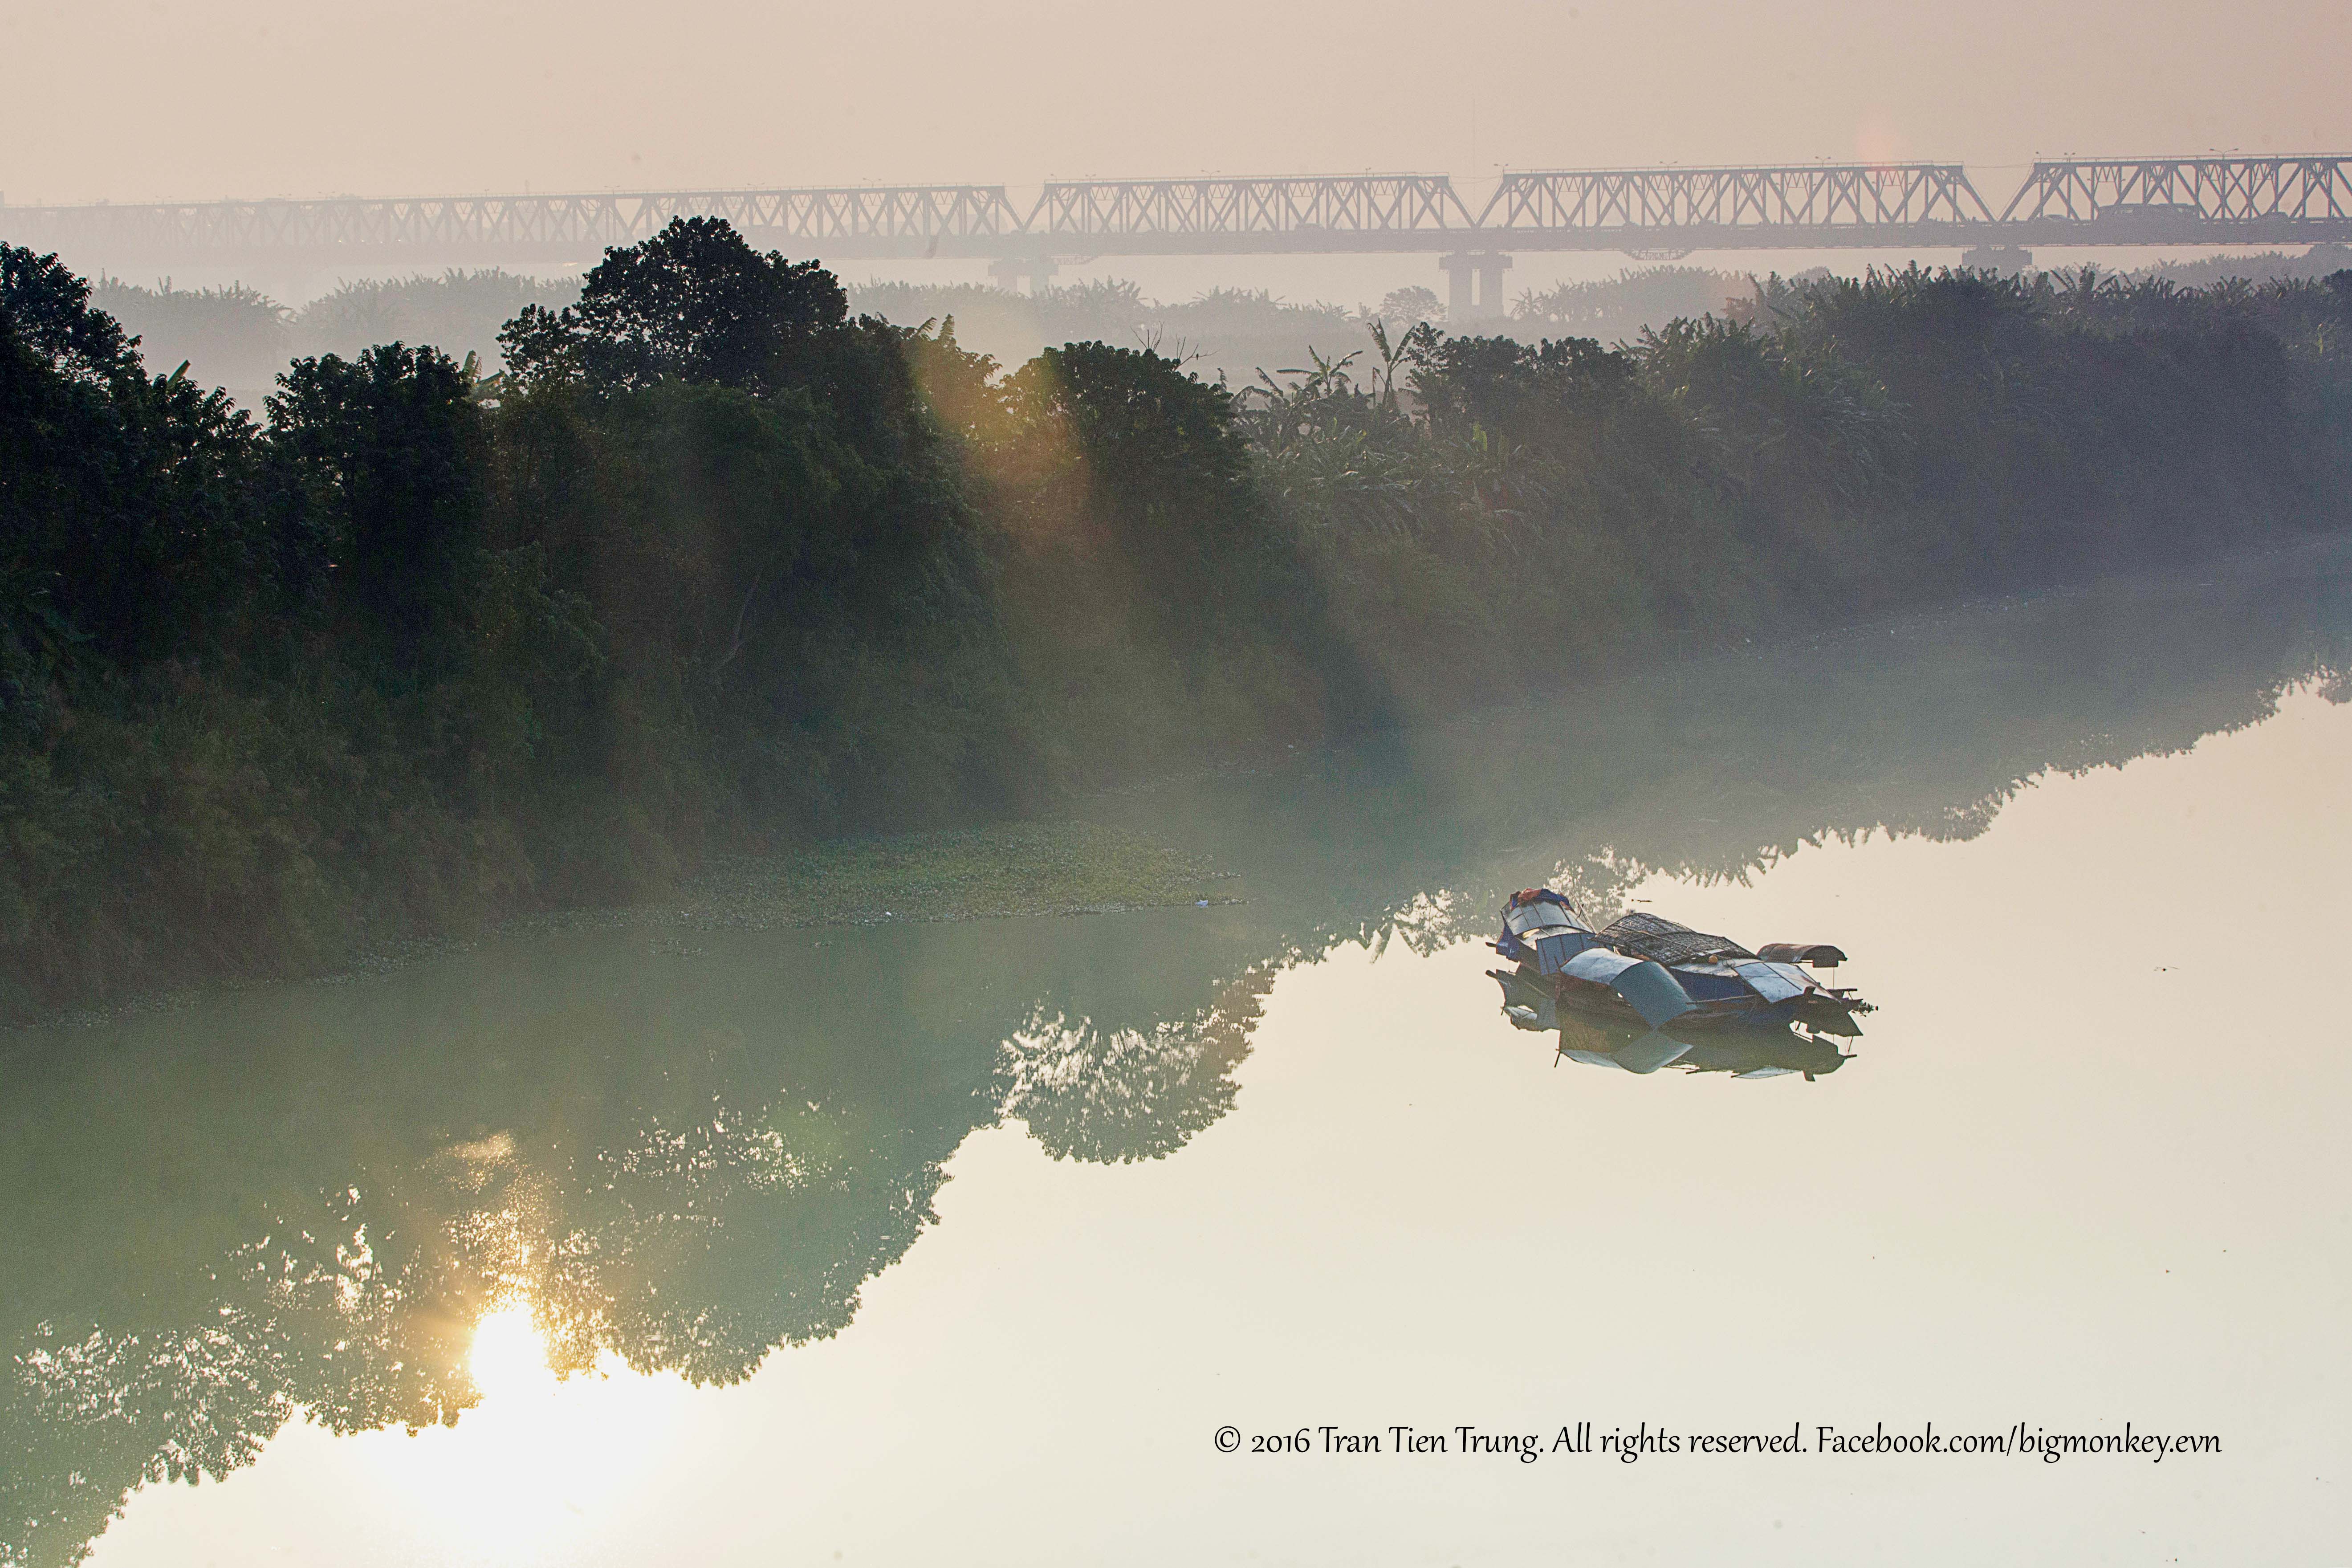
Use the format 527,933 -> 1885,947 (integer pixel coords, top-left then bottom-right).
1488,891 -> 1866,1081
1520,996 -> 1856,1079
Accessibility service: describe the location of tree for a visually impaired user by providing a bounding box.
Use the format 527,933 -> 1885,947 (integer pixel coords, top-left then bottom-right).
267,344 -> 486,673
499,217 -> 846,396
1375,284 -> 1444,329
999,342 -> 1282,616
0,246 -> 141,385
1408,332 -> 1641,452
3,245 -> 264,675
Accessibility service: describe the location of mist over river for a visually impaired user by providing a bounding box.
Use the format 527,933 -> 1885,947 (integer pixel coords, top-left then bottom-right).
5,546 -> 2350,1567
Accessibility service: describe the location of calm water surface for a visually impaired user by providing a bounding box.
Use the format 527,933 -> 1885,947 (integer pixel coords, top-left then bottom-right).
6,554 -> 2351,1566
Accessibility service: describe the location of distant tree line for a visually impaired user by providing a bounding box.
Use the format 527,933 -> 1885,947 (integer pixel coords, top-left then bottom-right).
87,269 -> 579,395
83,249 -> 2347,410
4,220 -> 2349,1015
84,266 -> 1754,399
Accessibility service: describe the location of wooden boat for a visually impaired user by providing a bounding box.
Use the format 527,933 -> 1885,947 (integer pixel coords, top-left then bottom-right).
1487,889 -> 1871,1064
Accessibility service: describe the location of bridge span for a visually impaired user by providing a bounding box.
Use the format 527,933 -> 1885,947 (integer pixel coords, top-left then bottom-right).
5,156 -> 2347,317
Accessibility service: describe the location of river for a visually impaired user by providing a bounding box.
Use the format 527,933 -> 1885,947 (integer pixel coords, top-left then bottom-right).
5,547 -> 2349,1566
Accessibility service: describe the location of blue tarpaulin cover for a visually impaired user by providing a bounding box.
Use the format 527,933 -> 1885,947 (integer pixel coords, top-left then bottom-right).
1733,960 -> 1814,1004
1532,929 -> 1600,973
1614,1031 -> 1698,1074
1666,965 -> 1749,1002
1560,949 -> 1695,1027
1560,947 -> 1641,983
1506,896 -> 1590,938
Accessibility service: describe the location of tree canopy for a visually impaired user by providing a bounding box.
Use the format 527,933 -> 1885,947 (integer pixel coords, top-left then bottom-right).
500,216 -> 847,395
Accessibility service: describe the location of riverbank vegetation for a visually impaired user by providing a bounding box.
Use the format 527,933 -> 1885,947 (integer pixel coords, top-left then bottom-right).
5,224 -> 2350,1015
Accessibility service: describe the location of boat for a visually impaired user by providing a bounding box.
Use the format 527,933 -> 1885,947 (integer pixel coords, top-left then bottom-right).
1486,888 -> 1870,1074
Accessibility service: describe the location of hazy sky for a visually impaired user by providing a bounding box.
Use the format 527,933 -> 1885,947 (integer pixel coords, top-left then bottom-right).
5,0 -> 2348,207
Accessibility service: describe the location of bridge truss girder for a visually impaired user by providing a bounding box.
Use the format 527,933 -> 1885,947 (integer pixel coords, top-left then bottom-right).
2,185 -> 1031,273
1030,175 -> 1474,241
5,158 -> 2349,274
1999,156 -> 2352,224
1480,163 -> 1998,233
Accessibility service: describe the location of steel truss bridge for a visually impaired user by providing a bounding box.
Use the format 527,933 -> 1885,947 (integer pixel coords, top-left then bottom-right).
6,156 -> 2348,316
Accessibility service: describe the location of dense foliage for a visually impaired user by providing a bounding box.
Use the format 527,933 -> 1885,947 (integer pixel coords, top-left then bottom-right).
5,222 -> 2350,1015
1248,264 -> 2352,705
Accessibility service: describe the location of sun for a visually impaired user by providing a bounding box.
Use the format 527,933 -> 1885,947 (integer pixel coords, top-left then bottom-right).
363,1295 -> 696,1549
468,1302 -> 553,1399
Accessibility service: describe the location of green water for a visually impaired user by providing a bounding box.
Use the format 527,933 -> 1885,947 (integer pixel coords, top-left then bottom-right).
6,549 -> 2351,1566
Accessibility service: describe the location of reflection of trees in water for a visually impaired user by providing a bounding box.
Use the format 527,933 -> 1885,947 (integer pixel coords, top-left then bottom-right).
8,555 -> 2352,1567
7,1174 -> 480,1567
1257,565 -> 2352,964
2,983 -> 1258,1568
527,1090 -> 956,1386
997,967 -> 1276,1163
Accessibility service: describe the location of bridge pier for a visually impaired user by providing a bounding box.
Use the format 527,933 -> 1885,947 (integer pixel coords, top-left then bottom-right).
1439,252 -> 1513,322
986,255 -> 1060,294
